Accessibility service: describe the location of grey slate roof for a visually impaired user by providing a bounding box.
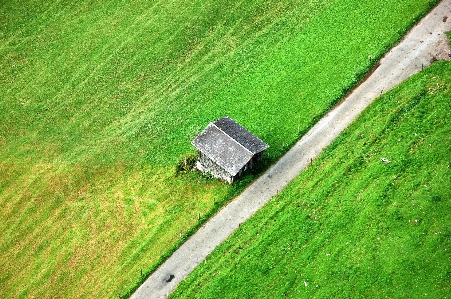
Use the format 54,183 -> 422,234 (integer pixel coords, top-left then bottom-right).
192,116 -> 269,177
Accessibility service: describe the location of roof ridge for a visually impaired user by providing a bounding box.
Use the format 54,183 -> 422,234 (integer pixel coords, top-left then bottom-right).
212,123 -> 254,156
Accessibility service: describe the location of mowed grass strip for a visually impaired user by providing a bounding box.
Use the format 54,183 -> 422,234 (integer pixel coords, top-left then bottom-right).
0,0 -> 440,298
171,61 -> 451,298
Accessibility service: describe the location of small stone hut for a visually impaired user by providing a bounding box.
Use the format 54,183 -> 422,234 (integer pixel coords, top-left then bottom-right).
191,116 -> 269,183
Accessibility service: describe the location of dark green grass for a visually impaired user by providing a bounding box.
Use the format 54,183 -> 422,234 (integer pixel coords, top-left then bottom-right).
171,61 -> 451,298
0,0 -> 440,298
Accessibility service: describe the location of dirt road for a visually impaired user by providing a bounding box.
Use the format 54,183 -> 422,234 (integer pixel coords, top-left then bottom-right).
130,2 -> 451,298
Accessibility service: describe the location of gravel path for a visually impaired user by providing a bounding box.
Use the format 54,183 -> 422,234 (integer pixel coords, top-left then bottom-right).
130,2 -> 451,298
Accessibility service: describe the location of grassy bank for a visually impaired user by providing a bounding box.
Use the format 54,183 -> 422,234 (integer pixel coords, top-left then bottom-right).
171,61 -> 451,298
0,0 -> 440,297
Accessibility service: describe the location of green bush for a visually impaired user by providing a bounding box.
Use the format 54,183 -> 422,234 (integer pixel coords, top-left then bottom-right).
175,152 -> 198,174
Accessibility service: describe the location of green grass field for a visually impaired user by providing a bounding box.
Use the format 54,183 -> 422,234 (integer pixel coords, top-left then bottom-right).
171,61 -> 451,298
0,0 -> 441,298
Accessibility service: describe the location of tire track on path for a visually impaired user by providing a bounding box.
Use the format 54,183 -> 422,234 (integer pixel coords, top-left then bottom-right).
131,2 -> 451,298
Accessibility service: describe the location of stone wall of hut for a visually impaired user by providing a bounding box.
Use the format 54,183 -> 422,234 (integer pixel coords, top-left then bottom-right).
196,151 -> 234,183
196,151 -> 264,184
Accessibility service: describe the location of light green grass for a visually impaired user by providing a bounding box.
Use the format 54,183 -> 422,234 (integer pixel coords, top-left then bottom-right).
0,0 -> 440,298
171,61 -> 451,298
